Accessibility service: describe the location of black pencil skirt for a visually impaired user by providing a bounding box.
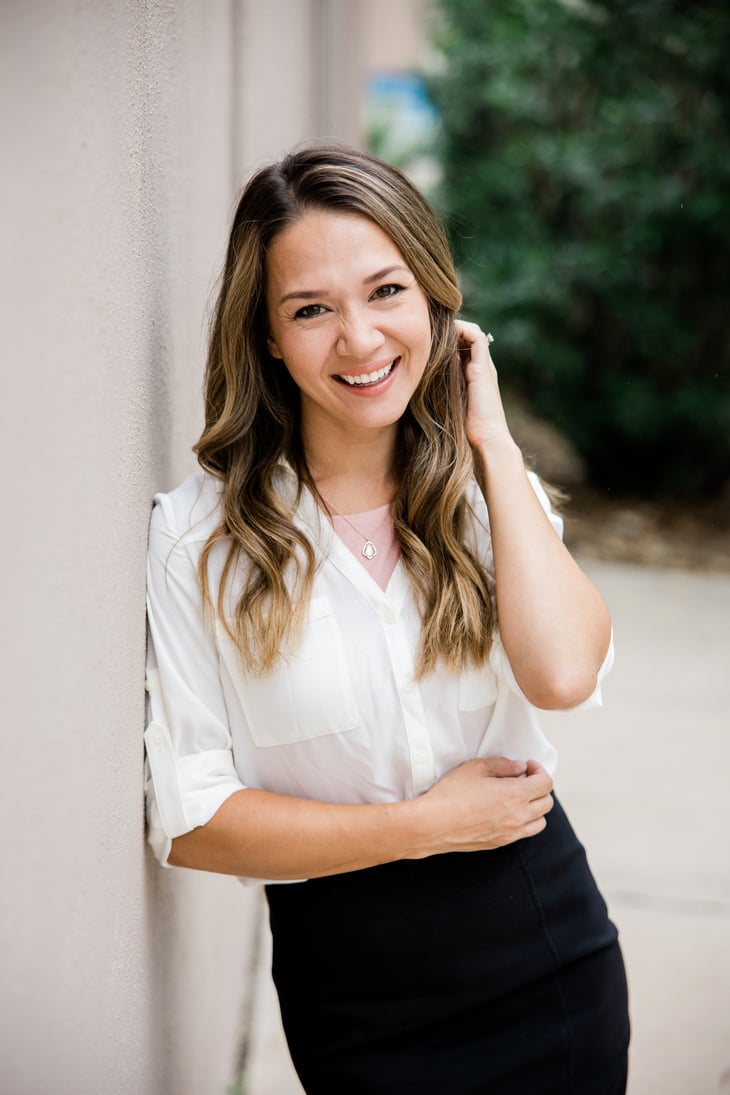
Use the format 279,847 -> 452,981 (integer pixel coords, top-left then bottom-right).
265,797 -> 630,1095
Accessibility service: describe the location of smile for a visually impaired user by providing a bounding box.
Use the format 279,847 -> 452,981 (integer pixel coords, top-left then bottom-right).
336,359 -> 397,387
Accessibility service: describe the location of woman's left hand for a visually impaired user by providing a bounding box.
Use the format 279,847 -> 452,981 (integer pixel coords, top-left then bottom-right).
456,320 -> 513,454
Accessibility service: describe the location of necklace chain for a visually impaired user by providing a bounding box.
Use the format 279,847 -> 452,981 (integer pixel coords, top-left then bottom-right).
319,495 -> 392,561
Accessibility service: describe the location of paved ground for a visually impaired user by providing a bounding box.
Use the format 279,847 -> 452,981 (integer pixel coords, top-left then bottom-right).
245,560 -> 730,1095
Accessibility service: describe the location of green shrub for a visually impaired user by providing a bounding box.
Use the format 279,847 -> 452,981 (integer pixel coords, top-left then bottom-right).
430,0 -> 730,496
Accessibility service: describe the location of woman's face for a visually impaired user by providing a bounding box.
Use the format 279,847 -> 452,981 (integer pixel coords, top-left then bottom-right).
265,209 -> 432,451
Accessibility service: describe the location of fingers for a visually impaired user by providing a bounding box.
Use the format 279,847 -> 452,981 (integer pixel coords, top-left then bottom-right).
530,792 -> 555,820
478,756 -> 554,823
473,757 -> 553,800
455,320 -> 495,361
455,319 -> 493,343
524,760 -> 554,802
522,815 -> 549,839
478,756 -> 528,779
417,756 -> 555,856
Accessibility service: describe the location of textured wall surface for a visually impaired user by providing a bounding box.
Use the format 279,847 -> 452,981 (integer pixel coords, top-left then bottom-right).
0,0 -> 403,1088
0,2 -> 336,1092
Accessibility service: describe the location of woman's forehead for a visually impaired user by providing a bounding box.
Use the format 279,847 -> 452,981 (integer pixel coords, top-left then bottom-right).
266,211 -> 410,299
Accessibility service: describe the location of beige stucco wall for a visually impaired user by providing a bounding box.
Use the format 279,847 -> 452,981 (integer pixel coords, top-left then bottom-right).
0,1 -> 390,1092
0,3 -> 251,1093
0,1 -> 431,1091
362,0 -> 432,70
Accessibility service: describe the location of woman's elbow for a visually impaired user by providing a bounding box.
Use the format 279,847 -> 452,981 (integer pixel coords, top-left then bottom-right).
168,825 -> 220,871
168,830 -> 199,869
522,664 -> 600,711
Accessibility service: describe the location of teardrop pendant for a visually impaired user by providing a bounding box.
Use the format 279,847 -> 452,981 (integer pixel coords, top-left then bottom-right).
362,540 -> 377,560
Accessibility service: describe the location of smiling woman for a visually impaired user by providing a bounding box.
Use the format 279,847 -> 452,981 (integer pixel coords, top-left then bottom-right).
144,144 -> 629,1094
265,210 -> 433,454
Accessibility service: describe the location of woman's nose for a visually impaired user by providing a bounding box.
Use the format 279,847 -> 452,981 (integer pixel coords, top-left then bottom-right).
335,310 -> 386,359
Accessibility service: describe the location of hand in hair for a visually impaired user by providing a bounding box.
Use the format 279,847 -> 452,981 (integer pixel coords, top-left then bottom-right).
457,320 -> 514,454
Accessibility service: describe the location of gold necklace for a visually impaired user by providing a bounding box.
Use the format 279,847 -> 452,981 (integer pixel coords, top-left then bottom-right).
320,496 -> 392,560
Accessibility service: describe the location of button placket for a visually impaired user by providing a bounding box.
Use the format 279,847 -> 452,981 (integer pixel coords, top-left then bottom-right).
379,602 -> 435,796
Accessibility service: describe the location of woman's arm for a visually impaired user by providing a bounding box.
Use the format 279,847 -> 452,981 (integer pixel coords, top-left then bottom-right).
169,756 -> 554,880
458,321 -> 612,710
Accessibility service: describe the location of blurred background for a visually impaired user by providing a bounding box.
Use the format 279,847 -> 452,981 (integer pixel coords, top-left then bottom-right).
1,2 -> 727,1094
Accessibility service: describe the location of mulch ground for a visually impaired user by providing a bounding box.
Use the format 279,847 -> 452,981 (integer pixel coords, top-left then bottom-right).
561,486 -> 730,573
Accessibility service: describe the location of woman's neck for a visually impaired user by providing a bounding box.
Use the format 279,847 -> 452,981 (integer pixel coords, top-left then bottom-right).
301,425 -> 398,514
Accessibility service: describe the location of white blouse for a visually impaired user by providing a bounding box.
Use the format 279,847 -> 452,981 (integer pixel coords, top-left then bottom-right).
144,462 -> 612,880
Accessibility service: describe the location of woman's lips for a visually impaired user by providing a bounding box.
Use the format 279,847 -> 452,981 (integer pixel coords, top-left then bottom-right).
335,357 -> 399,387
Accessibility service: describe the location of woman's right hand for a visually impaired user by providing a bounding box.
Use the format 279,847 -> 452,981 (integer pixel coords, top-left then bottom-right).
410,757 -> 554,858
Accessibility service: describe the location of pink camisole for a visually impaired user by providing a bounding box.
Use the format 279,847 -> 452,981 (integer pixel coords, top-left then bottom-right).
330,503 -> 400,591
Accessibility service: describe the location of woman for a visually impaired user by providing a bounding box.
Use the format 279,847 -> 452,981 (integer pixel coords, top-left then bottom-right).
144,144 -> 630,1094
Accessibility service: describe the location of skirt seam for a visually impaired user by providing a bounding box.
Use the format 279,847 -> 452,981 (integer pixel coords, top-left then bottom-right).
517,845 -> 575,1094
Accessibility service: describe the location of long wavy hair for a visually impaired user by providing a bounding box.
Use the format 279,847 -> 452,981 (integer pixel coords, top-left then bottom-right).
195,144 -> 495,676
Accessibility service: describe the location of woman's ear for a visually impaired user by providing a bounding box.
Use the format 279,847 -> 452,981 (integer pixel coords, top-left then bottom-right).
267,335 -> 283,360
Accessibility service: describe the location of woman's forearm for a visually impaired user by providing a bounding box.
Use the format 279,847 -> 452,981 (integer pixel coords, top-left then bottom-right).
456,320 -> 610,709
169,788 -> 421,880
168,756 -> 554,880
477,439 -> 612,710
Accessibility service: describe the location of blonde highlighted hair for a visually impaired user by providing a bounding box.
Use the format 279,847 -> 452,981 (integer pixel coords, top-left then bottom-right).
195,144 -> 495,675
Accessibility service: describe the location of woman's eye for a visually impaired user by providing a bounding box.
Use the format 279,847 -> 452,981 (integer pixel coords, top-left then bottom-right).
294,304 -> 327,319
371,283 -> 405,301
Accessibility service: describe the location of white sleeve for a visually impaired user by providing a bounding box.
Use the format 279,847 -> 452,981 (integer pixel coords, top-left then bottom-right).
488,470 -> 614,711
144,495 -> 246,867
525,470 -> 565,540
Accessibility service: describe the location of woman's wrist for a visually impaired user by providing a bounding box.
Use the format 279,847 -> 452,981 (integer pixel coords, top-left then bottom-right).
394,795 -> 434,860
473,436 -> 524,484
364,795 -> 435,864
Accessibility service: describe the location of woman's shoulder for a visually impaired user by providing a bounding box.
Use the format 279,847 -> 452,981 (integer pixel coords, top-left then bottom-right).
150,467 -> 223,546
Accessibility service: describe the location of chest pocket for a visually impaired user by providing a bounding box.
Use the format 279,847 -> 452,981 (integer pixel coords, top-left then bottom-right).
458,661 -> 499,711
217,596 -> 359,747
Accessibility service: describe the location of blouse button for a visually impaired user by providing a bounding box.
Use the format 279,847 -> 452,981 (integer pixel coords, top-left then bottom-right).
382,607 -> 398,626
152,731 -> 163,746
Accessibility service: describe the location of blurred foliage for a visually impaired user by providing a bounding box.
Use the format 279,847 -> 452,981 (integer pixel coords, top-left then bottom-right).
429,0 -> 730,496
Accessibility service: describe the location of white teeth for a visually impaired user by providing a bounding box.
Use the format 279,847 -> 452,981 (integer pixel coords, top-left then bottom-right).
339,361 -> 395,386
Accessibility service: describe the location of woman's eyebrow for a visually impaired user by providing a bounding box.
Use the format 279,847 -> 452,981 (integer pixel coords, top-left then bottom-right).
278,265 -> 411,305
279,288 -> 327,304
363,264 -> 411,284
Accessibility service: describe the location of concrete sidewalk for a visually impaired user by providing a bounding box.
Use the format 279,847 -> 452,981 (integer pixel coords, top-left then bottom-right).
246,561 -> 730,1095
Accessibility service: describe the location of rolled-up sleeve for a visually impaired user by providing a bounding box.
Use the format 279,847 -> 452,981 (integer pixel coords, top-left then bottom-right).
489,627 -> 615,712
144,495 -> 246,866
